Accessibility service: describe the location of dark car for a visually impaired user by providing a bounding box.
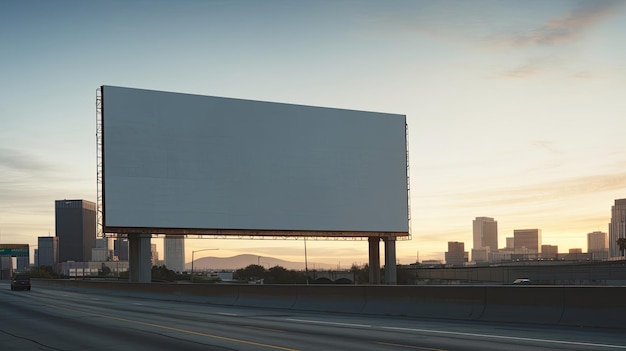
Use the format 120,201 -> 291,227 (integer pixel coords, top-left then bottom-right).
11,274 -> 31,291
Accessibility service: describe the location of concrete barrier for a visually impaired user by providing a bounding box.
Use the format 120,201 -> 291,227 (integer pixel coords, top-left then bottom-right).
32,280 -> 626,329
234,285 -> 297,309
480,286 -> 565,325
293,286 -> 367,313
559,286 -> 626,329
363,286 -> 485,320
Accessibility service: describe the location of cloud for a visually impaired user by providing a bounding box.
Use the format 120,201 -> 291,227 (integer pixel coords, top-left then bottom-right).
0,147 -> 56,173
496,1 -> 622,47
490,2 -> 624,79
497,57 -> 560,78
531,140 -> 563,154
461,172 -> 626,209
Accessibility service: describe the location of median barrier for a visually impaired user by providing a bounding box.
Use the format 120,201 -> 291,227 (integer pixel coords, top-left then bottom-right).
293,285 -> 367,313
179,284 -> 240,305
480,286 -> 565,325
559,286 -> 625,329
32,280 -> 626,329
234,285 -> 298,309
363,286 -> 485,320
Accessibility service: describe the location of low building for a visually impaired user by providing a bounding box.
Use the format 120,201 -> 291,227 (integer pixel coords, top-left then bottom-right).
445,242 -> 468,267
541,245 -> 558,260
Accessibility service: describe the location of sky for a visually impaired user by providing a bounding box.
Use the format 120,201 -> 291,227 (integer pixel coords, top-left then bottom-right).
1,0 -> 626,265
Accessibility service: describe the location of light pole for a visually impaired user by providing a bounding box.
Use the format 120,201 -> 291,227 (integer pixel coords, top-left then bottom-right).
191,248 -> 218,282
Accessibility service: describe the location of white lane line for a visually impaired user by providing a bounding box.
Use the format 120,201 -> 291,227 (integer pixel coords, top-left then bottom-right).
286,318 -> 371,328
382,326 -> 626,349
218,313 -> 238,316
132,303 -> 144,306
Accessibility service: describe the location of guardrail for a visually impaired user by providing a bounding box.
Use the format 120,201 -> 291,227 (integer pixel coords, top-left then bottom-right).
33,280 -> 626,329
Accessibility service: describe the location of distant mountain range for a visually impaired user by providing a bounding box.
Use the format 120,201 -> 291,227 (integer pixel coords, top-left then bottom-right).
185,254 -> 338,271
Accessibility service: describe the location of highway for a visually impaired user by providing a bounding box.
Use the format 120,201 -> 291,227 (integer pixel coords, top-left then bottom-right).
1,281 -> 624,350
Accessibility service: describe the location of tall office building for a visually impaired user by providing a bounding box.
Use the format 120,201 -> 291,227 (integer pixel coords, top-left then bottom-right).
37,236 -> 59,267
472,217 -> 498,251
506,237 -> 515,250
55,200 -> 97,262
445,241 -> 468,267
114,238 -> 129,261
588,231 -> 608,260
609,199 -> 626,258
513,229 -> 542,253
164,235 -> 185,273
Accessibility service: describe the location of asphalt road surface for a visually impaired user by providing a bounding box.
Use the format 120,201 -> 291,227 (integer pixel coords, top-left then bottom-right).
1,281 -> 624,351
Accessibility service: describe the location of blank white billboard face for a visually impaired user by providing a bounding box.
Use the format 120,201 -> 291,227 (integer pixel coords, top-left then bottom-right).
102,86 -> 408,234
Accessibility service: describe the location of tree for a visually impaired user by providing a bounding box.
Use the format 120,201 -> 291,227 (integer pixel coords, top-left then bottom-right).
151,265 -> 177,282
617,238 -> 626,257
266,266 -> 308,284
350,264 -> 369,284
233,265 -> 309,284
233,264 -> 266,282
25,266 -> 55,279
99,264 -> 111,276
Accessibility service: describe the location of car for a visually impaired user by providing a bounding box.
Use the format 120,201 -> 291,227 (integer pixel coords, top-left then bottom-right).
513,278 -> 531,285
11,274 -> 31,291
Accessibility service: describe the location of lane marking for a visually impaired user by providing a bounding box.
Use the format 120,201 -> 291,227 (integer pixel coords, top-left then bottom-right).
382,326 -> 626,349
286,318 -> 371,328
218,312 -> 238,316
47,304 -> 298,351
376,341 -> 447,351
245,325 -> 284,333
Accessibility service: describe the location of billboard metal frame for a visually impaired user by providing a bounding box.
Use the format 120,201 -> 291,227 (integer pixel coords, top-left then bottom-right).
96,88 -> 103,238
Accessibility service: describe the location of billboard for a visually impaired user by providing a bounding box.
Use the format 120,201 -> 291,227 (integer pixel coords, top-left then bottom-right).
101,86 -> 408,236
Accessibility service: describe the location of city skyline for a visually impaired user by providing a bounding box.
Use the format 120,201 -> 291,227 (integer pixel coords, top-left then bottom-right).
1,1 -> 626,264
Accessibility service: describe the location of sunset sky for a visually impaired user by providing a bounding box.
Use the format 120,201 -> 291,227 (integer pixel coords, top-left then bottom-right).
1,0 -> 625,265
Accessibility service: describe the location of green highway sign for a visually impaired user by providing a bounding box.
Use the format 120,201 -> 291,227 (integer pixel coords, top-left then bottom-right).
0,248 -> 29,256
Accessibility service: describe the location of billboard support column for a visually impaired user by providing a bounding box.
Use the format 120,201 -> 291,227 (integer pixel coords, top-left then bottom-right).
128,233 -> 151,283
384,237 -> 397,285
368,237 -> 381,284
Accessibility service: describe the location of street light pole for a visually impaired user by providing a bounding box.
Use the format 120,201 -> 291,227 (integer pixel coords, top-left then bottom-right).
191,248 -> 218,283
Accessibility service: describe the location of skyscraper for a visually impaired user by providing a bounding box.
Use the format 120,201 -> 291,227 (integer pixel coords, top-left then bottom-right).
506,237 -> 514,250
472,217 -> 498,250
472,217 -> 497,262
609,199 -> 626,258
114,238 -> 129,261
55,200 -> 97,262
37,236 -> 59,267
164,235 -> 185,273
513,229 -> 541,253
588,231 -> 608,260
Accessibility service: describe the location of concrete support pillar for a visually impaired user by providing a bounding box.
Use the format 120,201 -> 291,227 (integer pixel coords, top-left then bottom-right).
128,233 -> 152,283
368,237 -> 381,284
384,237 -> 397,285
